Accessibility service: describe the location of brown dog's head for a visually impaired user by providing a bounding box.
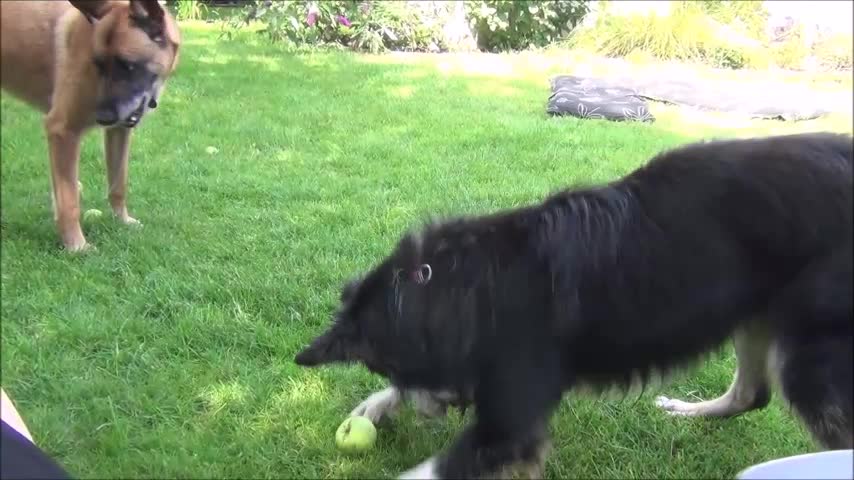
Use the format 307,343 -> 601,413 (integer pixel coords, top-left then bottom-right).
69,0 -> 181,128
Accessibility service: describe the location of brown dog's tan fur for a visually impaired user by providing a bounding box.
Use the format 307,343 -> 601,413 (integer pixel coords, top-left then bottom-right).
1,0 -> 180,251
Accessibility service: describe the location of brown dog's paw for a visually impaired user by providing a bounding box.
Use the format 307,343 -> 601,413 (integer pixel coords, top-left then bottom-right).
115,213 -> 143,228
63,238 -> 95,254
123,216 -> 143,227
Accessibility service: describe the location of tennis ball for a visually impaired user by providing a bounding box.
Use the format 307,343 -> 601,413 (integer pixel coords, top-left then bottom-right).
83,209 -> 103,221
335,416 -> 377,454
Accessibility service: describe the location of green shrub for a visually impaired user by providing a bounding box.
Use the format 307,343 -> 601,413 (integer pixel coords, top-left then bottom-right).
465,0 -> 589,52
173,0 -> 208,21
697,0 -> 767,39
350,1 -> 452,53
222,1 -> 353,47
706,44 -> 771,70
221,1 -> 455,53
569,2 -> 713,61
567,1 -> 771,69
221,0 -> 588,53
813,33 -> 854,70
624,48 -> 655,65
769,24 -> 811,70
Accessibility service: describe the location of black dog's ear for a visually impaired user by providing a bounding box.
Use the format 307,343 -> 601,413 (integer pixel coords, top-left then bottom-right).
69,0 -> 112,23
294,322 -> 356,367
340,276 -> 363,304
412,264 -> 432,285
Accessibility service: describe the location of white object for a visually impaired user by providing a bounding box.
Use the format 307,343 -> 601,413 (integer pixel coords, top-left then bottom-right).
737,449 -> 854,480
1,389 -> 34,443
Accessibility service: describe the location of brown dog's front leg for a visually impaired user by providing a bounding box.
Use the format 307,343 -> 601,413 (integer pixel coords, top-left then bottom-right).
104,127 -> 140,226
45,120 -> 87,252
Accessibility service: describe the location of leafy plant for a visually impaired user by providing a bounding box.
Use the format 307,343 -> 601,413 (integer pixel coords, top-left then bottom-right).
221,1 -> 453,53
353,2 -> 455,53
569,2 -> 710,60
225,1 -> 354,46
698,0 -> 768,39
466,0 -> 590,52
567,1 -> 769,69
769,23 -> 811,70
812,33 -> 853,71
220,0 -> 589,53
173,0 -> 208,21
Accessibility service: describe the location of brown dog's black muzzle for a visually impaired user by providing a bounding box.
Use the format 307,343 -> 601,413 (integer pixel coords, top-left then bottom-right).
95,105 -> 119,126
123,99 -> 147,128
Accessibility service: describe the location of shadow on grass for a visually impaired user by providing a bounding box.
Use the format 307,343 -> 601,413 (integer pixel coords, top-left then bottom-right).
155,31 -> 697,212
63,368 -> 457,478
173,41 -> 547,122
173,33 -> 849,174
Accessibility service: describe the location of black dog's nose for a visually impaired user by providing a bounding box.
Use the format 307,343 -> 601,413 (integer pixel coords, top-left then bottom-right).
95,106 -> 118,126
148,98 -> 158,109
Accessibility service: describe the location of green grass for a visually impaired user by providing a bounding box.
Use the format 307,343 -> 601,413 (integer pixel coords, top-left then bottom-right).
1,22 -> 851,479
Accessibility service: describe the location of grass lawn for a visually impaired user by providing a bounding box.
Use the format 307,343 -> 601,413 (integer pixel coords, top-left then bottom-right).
1,22 -> 851,479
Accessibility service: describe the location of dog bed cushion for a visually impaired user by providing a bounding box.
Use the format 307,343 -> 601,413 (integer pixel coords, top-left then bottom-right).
547,72 -> 851,122
547,75 -> 655,122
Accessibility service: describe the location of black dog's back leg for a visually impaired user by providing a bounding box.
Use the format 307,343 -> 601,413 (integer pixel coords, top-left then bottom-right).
772,246 -> 853,450
400,351 -> 564,479
656,320 -> 772,417
777,335 -> 853,449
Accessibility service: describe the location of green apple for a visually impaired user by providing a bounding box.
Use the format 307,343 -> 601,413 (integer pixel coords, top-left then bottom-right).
335,416 -> 377,454
83,209 -> 103,222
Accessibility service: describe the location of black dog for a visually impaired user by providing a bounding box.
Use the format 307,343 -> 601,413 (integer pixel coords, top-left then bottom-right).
296,132 -> 853,479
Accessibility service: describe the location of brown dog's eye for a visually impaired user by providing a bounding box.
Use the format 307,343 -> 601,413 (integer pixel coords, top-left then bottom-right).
115,57 -> 135,72
93,57 -> 107,73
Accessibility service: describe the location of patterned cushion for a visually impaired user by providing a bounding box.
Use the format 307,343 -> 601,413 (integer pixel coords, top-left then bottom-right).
547,75 -> 655,123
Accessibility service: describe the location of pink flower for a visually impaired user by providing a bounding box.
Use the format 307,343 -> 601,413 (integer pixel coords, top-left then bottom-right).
337,15 -> 351,27
306,3 -> 319,26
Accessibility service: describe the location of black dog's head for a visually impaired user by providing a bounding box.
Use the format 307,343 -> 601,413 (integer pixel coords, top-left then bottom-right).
294,220 -> 506,388
293,232 -> 437,381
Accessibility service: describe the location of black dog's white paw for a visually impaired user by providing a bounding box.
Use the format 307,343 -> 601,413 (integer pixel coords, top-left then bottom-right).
655,395 -> 703,416
399,457 -> 439,480
350,387 -> 401,424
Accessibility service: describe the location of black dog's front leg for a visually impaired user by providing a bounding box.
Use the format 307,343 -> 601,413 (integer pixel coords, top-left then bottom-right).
400,354 -> 564,479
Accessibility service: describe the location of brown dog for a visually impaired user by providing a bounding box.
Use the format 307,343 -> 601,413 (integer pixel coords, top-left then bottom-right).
0,0 -> 180,252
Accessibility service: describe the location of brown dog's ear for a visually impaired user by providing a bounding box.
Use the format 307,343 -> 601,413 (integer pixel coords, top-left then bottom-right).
129,0 -> 165,24
68,0 -> 112,23
128,0 -> 180,61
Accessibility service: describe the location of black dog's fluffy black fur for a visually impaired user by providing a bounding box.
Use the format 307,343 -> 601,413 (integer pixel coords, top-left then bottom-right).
296,132 -> 853,478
